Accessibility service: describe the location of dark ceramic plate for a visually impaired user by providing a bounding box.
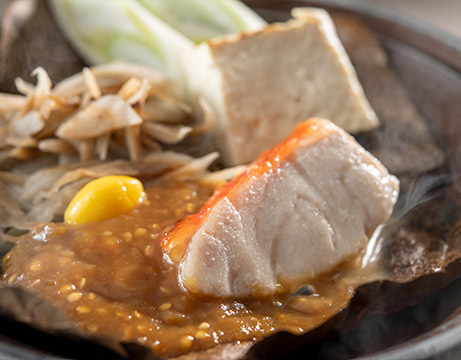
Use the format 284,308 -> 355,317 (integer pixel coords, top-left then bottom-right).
1,1 -> 461,359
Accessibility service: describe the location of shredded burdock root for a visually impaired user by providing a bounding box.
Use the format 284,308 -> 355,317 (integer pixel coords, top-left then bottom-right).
0,62 -> 240,228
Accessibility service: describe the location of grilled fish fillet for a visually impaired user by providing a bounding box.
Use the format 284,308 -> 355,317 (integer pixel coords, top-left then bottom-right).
162,118 -> 399,297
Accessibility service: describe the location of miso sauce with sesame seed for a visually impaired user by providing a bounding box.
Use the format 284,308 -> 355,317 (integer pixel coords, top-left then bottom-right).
2,181 -> 381,357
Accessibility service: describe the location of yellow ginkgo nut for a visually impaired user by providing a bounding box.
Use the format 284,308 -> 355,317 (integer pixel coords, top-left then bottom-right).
64,176 -> 144,225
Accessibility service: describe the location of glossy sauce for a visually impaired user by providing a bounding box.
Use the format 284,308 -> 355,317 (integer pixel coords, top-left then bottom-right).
2,181 -> 379,357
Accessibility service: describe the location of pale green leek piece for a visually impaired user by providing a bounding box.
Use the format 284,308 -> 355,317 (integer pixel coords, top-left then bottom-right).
138,0 -> 267,43
49,0 -> 267,83
49,0 -> 193,83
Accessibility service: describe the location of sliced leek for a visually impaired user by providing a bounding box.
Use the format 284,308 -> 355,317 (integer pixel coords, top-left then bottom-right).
49,0 -> 268,85
137,0 -> 267,43
49,0 -> 193,83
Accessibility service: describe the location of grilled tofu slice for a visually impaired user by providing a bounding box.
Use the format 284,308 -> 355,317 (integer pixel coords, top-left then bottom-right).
162,118 -> 398,297
182,8 -> 378,166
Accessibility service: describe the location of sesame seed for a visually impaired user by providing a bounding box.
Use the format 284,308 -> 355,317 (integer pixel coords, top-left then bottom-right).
180,335 -> 194,350
88,292 -> 96,300
103,230 -> 113,236
186,203 -> 195,213
144,245 -> 154,257
76,306 -> 90,314
198,322 -> 210,330
79,277 -> 87,289
30,279 -> 41,287
67,292 -> 82,302
159,303 -> 172,311
134,227 -> 147,237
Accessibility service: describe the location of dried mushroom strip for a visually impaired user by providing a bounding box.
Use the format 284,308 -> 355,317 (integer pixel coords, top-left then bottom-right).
0,62 -> 212,166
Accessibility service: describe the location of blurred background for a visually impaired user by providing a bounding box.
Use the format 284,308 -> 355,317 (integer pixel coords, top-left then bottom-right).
354,0 -> 461,37
1,0 -> 460,37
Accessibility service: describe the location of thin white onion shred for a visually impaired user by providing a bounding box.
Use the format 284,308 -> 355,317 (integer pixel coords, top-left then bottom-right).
0,62 -> 224,227
82,67 -> 102,99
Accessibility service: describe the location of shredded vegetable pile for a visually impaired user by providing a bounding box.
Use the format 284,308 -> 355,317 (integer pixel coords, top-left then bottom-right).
0,62 -> 235,228
0,0 -> 266,230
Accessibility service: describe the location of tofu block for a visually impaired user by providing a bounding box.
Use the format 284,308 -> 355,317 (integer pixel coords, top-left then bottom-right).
182,8 -> 379,166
